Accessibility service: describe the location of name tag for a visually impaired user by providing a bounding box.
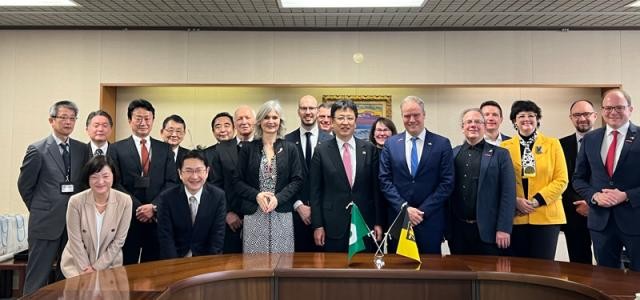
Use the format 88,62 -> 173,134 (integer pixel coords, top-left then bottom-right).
60,182 -> 75,194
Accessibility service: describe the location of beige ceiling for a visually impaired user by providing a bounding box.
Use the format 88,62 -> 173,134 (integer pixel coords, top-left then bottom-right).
1,0 -> 640,30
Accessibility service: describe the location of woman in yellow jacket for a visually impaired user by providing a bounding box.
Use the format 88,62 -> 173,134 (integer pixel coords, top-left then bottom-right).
501,100 -> 568,260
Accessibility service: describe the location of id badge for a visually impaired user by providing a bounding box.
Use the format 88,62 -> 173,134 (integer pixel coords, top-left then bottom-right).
523,166 -> 536,178
134,176 -> 150,188
60,182 -> 75,194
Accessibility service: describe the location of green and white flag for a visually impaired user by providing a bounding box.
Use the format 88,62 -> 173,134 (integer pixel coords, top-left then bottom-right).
348,203 -> 369,263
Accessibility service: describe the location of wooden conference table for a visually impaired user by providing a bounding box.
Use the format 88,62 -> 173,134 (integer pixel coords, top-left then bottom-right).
24,253 -> 640,300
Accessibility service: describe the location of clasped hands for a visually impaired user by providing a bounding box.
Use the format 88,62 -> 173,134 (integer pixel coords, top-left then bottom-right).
515,197 -> 536,215
136,203 -> 155,222
593,189 -> 627,207
256,191 -> 278,213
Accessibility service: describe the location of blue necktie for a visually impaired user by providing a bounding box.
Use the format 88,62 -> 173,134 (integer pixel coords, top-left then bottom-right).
410,137 -> 418,177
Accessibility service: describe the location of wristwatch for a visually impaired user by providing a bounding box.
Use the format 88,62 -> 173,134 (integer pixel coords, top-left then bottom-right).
152,204 -> 158,212
530,199 -> 540,208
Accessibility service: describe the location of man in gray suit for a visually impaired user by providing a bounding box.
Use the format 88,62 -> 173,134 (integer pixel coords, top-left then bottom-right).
18,100 -> 89,294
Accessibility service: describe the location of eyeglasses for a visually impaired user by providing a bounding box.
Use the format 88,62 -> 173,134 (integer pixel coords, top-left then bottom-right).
181,168 -> 207,176
602,106 -> 627,113
515,113 -> 537,120
53,115 -> 78,121
334,116 -> 356,123
375,128 -> 391,133
163,129 -> 185,135
463,119 -> 485,125
571,112 -> 595,119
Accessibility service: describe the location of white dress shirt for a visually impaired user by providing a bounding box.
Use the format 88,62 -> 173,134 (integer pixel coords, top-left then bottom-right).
600,122 -> 629,175
299,125 -> 320,159
405,129 -> 426,173
484,132 -> 504,146
132,135 -> 152,174
90,141 -> 108,156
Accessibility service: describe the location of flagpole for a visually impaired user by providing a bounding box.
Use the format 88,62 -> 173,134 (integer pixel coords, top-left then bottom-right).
377,202 -> 408,256
346,201 -> 380,251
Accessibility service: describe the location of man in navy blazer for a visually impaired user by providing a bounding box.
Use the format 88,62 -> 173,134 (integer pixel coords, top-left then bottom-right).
573,89 -> 640,271
157,150 -> 226,259
480,100 -> 511,146
379,96 -> 454,254
447,108 -> 516,255
285,95 -> 332,252
109,99 -> 177,264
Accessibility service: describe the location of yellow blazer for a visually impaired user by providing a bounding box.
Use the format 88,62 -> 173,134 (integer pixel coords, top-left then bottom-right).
61,188 -> 132,278
501,132 -> 568,225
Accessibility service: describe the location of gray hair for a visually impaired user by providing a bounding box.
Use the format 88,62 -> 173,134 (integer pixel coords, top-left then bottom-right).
49,100 -> 79,118
254,100 -> 286,139
459,108 -> 485,127
400,96 -> 425,113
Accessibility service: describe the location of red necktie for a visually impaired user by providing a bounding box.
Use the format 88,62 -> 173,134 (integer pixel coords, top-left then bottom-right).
605,130 -> 618,177
140,139 -> 150,176
342,143 -> 353,187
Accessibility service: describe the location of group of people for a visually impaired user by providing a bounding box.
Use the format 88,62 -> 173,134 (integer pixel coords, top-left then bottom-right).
17,89 -> 640,295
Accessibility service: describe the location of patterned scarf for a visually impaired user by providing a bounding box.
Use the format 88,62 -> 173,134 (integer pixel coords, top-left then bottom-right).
519,132 -> 537,178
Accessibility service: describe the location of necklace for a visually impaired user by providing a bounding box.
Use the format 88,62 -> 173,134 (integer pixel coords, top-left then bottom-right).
95,201 -> 108,207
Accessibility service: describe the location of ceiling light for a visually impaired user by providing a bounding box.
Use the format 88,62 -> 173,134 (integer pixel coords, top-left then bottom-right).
279,0 -> 425,8
627,0 -> 640,7
0,0 -> 78,6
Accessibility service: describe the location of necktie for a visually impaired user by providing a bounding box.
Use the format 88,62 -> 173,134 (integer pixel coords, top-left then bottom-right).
188,196 -> 198,224
605,130 -> 619,177
60,143 -> 70,179
140,139 -> 150,176
342,143 -> 353,187
94,148 -> 104,156
577,137 -> 582,154
410,137 -> 418,177
304,131 -> 312,168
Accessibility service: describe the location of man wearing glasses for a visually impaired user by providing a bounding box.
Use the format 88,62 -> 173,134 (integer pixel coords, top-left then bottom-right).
574,89 -> 640,271
18,100 -> 89,294
157,150 -> 226,259
559,100 -> 597,264
160,114 -> 189,164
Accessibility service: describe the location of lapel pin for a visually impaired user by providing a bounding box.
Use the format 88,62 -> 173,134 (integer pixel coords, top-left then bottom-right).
535,146 -> 543,154
427,142 -> 432,146
277,147 -> 283,154
295,141 -> 299,145
362,151 -> 366,155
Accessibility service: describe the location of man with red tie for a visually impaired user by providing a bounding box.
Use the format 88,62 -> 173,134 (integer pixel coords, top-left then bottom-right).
573,89 -> 640,271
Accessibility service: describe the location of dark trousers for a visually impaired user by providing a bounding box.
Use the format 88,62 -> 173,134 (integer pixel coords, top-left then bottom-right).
293,213 -> 321,252
510,224 -> 560,260
413,220 -> 444,254
123,220 -> 159,264
591,216 -> 640,271
448,219 -> 500,256
561,221 -> 593,264
223,225 -> 243,254
23,230 -> 66,295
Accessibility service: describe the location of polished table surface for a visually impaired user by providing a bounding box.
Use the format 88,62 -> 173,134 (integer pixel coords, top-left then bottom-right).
24,253 -> 640,299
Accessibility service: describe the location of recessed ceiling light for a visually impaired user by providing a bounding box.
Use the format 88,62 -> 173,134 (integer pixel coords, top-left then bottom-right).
627,0 -> 640,7
279,0 -> 426,8
0,0 -> 78,6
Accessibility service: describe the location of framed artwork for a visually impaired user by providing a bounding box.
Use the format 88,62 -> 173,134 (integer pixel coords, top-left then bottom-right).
322,95 -> 392,140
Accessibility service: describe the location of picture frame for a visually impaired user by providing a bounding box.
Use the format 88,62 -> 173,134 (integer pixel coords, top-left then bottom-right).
322,95 -> 392,140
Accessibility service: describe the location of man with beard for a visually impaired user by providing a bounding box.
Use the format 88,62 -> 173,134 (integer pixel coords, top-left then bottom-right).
285,95 -> 332,251
560,99 -> 597,264
481,100 -> 511,146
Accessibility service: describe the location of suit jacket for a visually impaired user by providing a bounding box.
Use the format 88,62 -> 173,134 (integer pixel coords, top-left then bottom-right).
501,132 -> 568,225
284,128 -> 332,205
60,188 -> 132,278
157,183 -> 226,258
379,130 -> 455,229
206,139 -> 246,215
234,139 -> 304,214
108,136 -> 177,208
309,137 -> 382,239
176,146 -> 189,165
18,134 -> 89,240
573,123 -> 640,234
559,134 -> 589,228
501,133 -> 512,141
449,142 -> 516,243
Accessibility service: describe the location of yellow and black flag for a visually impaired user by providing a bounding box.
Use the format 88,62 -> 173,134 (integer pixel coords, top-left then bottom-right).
389,206 -> 421,263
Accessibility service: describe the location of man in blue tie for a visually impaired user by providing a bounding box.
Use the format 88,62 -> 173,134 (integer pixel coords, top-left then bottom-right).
379,96 -> 454,254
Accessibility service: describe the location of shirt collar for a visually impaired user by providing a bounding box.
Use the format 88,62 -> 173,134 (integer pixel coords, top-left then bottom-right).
336,135 -> 356,150
462,139 -> 485,151
184,186 -> 203,203
405,128 -> 426,141
90,141 -> 108,153
131,134 -> 149,145
301,124 -> 319,137
606,121 -> 630,137
484,132 -> 503,143
52,134 -> 68,146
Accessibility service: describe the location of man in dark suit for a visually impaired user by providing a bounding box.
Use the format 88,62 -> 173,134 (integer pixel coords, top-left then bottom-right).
85,110 -> 112,157
574,89 -> 640,271
108,99 -> 177,264
447,108 -> 516,255
18,100 -> 89,294
480,100 -> 511,146
310,100 -> 382,252
160,114 -> 189,164
157,150 -> 226,258
560,99 -> 597,264
285,95 -> 332,252
210,111 -> 235,144
317,102 -> 333,134
206,108 -> 256,253
379,96 -> 454,254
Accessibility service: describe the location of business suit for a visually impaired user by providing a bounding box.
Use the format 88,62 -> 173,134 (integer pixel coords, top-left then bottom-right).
60,188 -> 132,278
285,128 -> 332,252
379,130 -> 454,254
309,137 -> 382,252
501,132 -> 568,259
157,183 -> 226,259
573,123 -> 640,271
18,134 -> 88,294
559,133 -> 593,264
447,142 -> 516,255
206,139 -> 245,253
175,146 -> 189,164
108,136 -> 177,264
